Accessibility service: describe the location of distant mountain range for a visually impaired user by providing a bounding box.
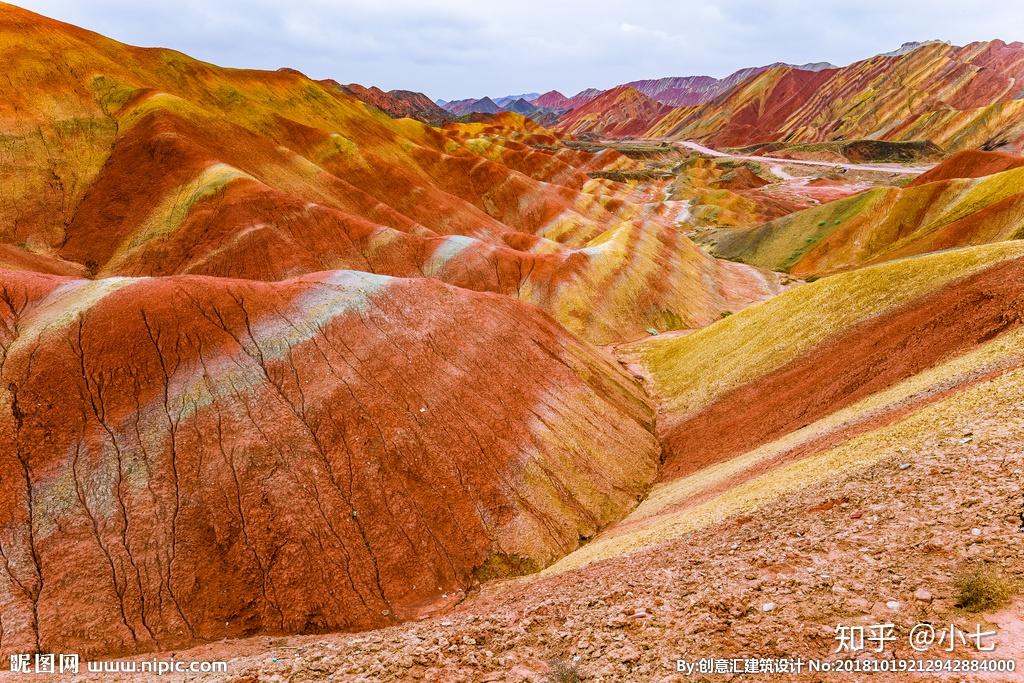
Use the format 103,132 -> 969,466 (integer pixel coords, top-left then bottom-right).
329,82 -> 453,126
644,40 -> 1024,150
306,42 -> 1024,157
426,59 -> 840,130
425,41 -> 1024,153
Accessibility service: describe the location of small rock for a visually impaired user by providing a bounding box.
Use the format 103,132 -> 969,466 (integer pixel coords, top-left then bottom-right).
761,602 -> 775,612
850,511 -> 863,519
914,589 -> 932,602
898,463 -> 911,470
886,600 -> 901,611
618,645 -> 641,663
645,327 -> 659,336
971,528 -> 981,536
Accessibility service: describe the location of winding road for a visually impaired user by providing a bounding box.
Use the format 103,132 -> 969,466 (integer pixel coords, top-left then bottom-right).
676,140 -> 936,175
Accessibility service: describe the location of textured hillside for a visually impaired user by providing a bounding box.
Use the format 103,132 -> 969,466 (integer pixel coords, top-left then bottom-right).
622,65 -> 780,106
164,243 -> 1024,682
557,86 -> 672,138
648,40 -> 1024,152
0,4 -> 778,344
623,75 -> 721,106
0,267 -> 661,657
558,242 -> 1024,570
703,151 -> 1024,276
0,2 -> 803,662
907,149 -> 1024,186
563,88 -> 603,110
639,243 -> 1024,480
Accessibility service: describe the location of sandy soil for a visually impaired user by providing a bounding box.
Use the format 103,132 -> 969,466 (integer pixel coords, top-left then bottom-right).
57,395 -> 1023,682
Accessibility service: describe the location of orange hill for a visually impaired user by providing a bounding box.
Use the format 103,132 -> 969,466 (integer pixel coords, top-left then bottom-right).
907,148 -> 1024,186
0,268 -> 660,657
0,3 -> 778,345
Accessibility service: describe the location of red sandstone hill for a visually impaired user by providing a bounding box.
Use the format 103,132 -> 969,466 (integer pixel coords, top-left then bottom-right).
907,149 -> 1024,186
330,82 -> 453,126
0,268 -> 659,657
557,86 -> 672,138
648,40 -> 1024,152
441,96 -> 502,115
531,90 -> 571,109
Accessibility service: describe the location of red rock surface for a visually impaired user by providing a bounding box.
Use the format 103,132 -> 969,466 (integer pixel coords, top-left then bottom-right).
657,256 -> 1024,481
330,82 -> 453,126
171,421 -> 1023,683
0,269 -> 659,658
530,90 -> 571,109
649,41 -> 1024,152
907,149 -> 1024,186
557,87 -> 672,138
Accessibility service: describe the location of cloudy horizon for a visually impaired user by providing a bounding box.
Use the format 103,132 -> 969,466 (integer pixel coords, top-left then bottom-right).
15,0 -> 1024,101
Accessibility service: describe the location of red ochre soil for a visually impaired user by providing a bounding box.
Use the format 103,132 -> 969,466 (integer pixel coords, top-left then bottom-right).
557,87 -> 673,138
710,166 -> 770,191
0,269 -> 659,658
658,256 -> 1024,481
907,149 -> 1024,187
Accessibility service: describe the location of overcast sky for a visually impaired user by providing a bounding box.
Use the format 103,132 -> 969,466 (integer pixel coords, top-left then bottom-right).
16,0 -> 1024,100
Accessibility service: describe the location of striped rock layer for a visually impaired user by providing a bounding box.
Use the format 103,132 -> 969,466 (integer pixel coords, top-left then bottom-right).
0,4 -> 778,344
703,150 -> 1024,277
581,41 -> 1024,152
0,269 -> 660,657
548,243 -> 1024,570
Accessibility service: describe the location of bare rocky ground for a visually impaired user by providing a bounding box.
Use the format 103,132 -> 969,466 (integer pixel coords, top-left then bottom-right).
58,401 -> 1023,682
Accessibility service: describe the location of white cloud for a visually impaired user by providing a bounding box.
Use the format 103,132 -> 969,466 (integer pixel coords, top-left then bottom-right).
13,0 -> 1024,100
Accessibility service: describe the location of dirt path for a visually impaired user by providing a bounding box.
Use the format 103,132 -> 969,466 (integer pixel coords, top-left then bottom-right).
677,140 -> 935,175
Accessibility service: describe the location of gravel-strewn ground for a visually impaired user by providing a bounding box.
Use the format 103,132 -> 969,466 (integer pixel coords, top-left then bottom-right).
65,404 -> 1022,683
